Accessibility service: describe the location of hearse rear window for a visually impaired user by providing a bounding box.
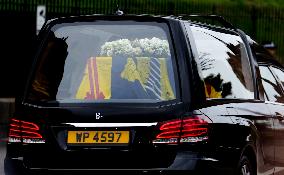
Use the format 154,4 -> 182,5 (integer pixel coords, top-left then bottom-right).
27,21 -> 177,103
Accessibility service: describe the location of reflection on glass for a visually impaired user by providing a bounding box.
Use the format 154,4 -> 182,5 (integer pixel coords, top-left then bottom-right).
189,25 -> 254,99
259,66 -> 283,103
271,67 -> 284,88
204,73 -> 232,98
29,32 -> 68,101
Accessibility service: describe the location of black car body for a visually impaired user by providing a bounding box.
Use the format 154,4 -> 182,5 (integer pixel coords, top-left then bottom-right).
4,15 -> 284,175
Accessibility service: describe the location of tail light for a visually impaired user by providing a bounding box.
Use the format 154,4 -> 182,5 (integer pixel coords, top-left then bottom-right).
153,115 -> 211,144
8,118 -> 45,144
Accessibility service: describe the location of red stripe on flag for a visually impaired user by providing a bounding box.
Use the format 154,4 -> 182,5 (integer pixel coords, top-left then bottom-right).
87,58 -> 95,99
92,58 -> 100,99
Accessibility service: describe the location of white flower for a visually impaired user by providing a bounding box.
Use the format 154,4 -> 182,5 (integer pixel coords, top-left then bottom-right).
133,37 -> 170,57
100,37 -> 170,57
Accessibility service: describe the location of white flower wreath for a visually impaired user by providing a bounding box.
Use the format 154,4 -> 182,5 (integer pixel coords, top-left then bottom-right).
100,37 -> 170,57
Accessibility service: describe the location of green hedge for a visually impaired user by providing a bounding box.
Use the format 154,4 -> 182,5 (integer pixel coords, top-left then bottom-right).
1,0 -> 284,62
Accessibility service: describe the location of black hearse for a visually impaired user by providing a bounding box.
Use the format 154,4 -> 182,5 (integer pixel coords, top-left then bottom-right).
5,14 -> 284,175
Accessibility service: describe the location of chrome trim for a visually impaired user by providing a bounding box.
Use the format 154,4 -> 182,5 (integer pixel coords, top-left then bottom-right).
31,168 -> 165,171
265,101 -> 284,106
66,123 -> 158,127
201,158 -> 219,162
11,157 -> 23,161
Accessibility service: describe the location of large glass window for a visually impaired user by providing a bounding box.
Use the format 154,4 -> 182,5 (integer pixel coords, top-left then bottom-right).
27,21 -> 177,103
188,24 -> 254,99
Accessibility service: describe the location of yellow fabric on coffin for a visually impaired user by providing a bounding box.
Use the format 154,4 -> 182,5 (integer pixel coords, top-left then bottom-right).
75,57 -> 112,100
96,57 -> 112,99
75,64 -> 90,99
121,57 -> 175,100
120,57 -> 151,89
120,58 -> 142,83
160,58 -> 175,100
136,57 -> 151,85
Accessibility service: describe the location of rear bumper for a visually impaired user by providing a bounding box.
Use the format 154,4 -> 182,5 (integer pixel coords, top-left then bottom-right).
5,151 -> 236,175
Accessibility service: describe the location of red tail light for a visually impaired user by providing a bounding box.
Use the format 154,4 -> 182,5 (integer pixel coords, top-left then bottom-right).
153,115 -> 211,144
8,118 -> 45,143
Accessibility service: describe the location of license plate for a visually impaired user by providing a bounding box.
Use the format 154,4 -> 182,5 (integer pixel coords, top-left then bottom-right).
67,131 -> 129,144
